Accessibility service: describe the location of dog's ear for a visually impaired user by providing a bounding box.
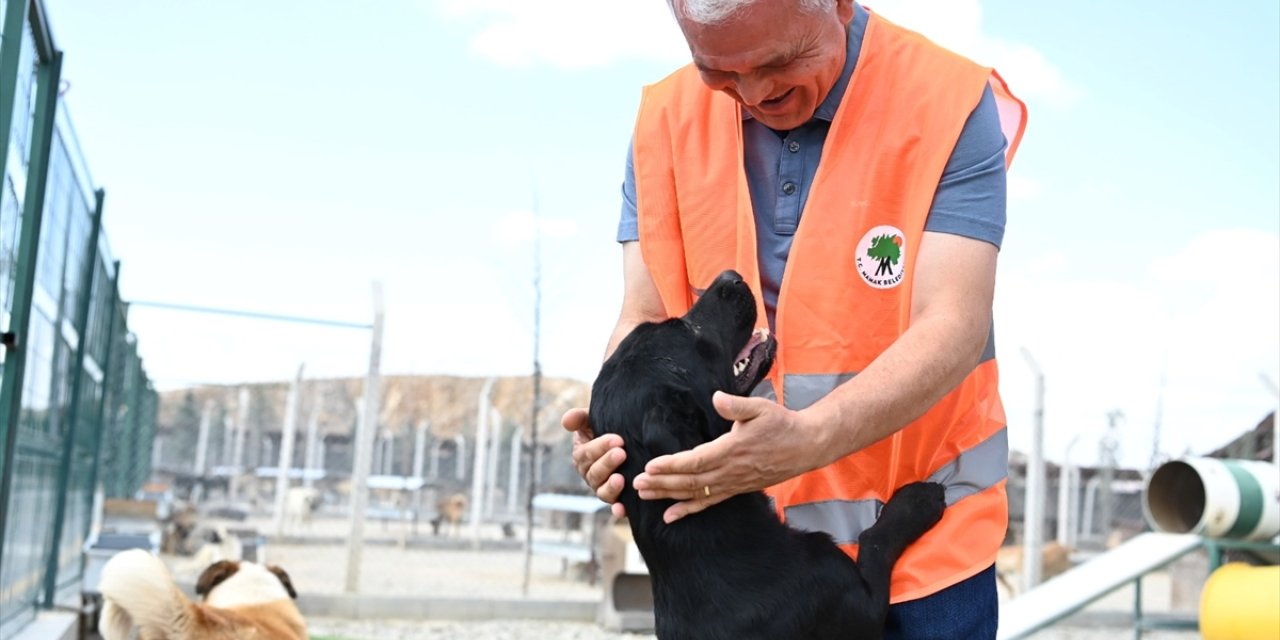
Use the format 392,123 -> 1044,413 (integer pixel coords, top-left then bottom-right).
693,333 -> 723,365
267,565 -> 298,599
195,560 -> 239,598
640,392 -> 709,455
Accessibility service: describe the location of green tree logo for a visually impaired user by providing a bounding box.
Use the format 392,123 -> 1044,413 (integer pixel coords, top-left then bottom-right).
866,234 -> 902,276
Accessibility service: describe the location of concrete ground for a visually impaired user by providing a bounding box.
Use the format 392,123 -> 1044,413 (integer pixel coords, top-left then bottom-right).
165,514 -> 1201,640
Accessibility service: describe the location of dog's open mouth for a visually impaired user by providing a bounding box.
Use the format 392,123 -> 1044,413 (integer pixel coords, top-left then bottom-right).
732,328 -> 776,393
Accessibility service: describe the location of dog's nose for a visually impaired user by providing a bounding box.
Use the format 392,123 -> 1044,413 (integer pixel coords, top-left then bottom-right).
715,270 -> 744,286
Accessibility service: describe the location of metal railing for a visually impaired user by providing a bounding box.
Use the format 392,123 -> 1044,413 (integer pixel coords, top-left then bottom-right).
0,1 -> 157,636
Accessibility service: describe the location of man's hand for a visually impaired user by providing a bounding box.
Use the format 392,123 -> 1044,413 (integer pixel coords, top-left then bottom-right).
562,407 -> 627,518
632,391 -> 828,524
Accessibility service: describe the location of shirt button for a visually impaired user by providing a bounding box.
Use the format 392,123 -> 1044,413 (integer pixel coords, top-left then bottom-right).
788,140 -> 801,153
782,181 -> 797,195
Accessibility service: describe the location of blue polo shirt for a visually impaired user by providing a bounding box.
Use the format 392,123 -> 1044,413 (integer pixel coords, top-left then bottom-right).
618,4 -> 1008,329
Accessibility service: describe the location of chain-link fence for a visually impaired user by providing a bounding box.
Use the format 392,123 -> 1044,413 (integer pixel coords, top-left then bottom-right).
0,1 -> 157,636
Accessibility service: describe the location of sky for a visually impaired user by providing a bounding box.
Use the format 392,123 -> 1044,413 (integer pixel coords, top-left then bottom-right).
38,0 -> 1280,469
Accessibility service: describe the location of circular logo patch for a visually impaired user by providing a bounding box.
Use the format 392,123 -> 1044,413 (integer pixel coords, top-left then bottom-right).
855,225 -> 907,289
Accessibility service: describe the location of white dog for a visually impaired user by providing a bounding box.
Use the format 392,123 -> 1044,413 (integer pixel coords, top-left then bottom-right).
99,549 -> 305,639
284,487 -> 322,532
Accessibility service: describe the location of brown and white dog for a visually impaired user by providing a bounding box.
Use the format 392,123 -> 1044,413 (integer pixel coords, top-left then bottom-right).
98,549 -> 306,640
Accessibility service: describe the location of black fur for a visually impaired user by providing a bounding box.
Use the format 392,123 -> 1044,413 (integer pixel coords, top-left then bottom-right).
589,270 -> 946,640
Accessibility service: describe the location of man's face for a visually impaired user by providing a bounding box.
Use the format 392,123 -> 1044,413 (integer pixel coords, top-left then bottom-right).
677,0 -> 854,131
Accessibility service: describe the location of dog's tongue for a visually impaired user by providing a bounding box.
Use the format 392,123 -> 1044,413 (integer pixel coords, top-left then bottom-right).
735,328 -> 770,364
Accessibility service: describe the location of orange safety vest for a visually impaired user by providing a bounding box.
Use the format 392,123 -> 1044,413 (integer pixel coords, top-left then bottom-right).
632,12 -> 1027,602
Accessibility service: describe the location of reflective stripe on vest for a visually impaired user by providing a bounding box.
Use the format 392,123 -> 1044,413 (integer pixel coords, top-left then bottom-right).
783,428 -> 1009,544
780,325 -> 996,411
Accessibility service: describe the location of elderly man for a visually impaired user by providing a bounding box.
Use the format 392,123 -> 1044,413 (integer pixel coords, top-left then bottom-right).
565,0 -> 1026,636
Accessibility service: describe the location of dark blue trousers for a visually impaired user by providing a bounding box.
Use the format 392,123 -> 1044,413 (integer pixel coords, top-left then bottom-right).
883,564 -> 999,639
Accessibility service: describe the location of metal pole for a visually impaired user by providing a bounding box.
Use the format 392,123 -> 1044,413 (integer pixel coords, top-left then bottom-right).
229,387 -> 249,501
507,428 -> 522,515
385,431 -> 396,475
411,420 -> 428,480
411,420 -> 427,531
428,439 -> 441,480
303,402 -> 320,488
344,283 -> 384,594
469,377 -> 497,547
190,399 -> 213,503
0,48 -> 62,577
1150,367 -> 1167,470
1100,410 -> 1122,542
522,200 -> 544,596
273,364 -> 305,537
0,0 -> 32,191
454,435 -> 467,482
42,187 -> 105,606
1057,435 -> 1080,548
83,261 -> 121,537
485,407 -> 501,517
194,400 -> 214,478
221,413 -> 235,470
1020,348 -> 1045,591
127,300 -> 371,330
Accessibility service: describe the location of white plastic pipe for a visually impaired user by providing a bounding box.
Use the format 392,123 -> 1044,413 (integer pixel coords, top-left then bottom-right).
1144,457 -> 1280,540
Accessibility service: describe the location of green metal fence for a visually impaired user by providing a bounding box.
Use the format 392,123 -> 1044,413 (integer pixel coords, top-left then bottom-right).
0,1 -> 157,636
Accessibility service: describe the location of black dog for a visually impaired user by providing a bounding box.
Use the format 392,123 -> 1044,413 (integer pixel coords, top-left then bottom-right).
589,270 -> 946,640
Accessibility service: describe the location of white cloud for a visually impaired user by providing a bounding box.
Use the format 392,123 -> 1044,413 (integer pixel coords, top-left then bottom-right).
432,0 -> 1078,109
996,229 -> 1279,468
1007,174 -> 1042,202
855,0 -> 1079,108
433,0 -> 688,69
492,208 -> 579,246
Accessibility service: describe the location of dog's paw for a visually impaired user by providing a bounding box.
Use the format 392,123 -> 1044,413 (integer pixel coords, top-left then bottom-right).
880,482 -> 946,537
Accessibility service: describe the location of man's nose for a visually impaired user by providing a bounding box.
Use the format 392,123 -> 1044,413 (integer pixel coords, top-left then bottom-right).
735,74 -> 774,107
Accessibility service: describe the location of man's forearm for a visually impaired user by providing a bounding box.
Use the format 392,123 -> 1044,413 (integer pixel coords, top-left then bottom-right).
606,241 -> 669,361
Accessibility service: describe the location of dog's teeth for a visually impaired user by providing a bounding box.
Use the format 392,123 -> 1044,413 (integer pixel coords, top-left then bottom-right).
733,357 -> 750,377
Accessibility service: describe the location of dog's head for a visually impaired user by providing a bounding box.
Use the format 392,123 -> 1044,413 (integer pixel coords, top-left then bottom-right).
591,269 -> 777,465
683,270 -> 776,395
195,560 -> 297,607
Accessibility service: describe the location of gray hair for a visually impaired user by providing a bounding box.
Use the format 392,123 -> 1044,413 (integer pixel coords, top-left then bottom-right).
669,0 -> 836,25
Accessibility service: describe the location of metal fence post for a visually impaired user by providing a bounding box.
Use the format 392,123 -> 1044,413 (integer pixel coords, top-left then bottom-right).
0,46 -> 62,578
82,261 -> 121,536
0,0 -> 31,190
344,283 -> 384,594
42,188 -> 103,606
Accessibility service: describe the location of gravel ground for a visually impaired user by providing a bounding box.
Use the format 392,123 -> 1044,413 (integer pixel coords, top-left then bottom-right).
307,618 -> 655,640
178,515 -> 1198,640
260,544 -> 602,601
